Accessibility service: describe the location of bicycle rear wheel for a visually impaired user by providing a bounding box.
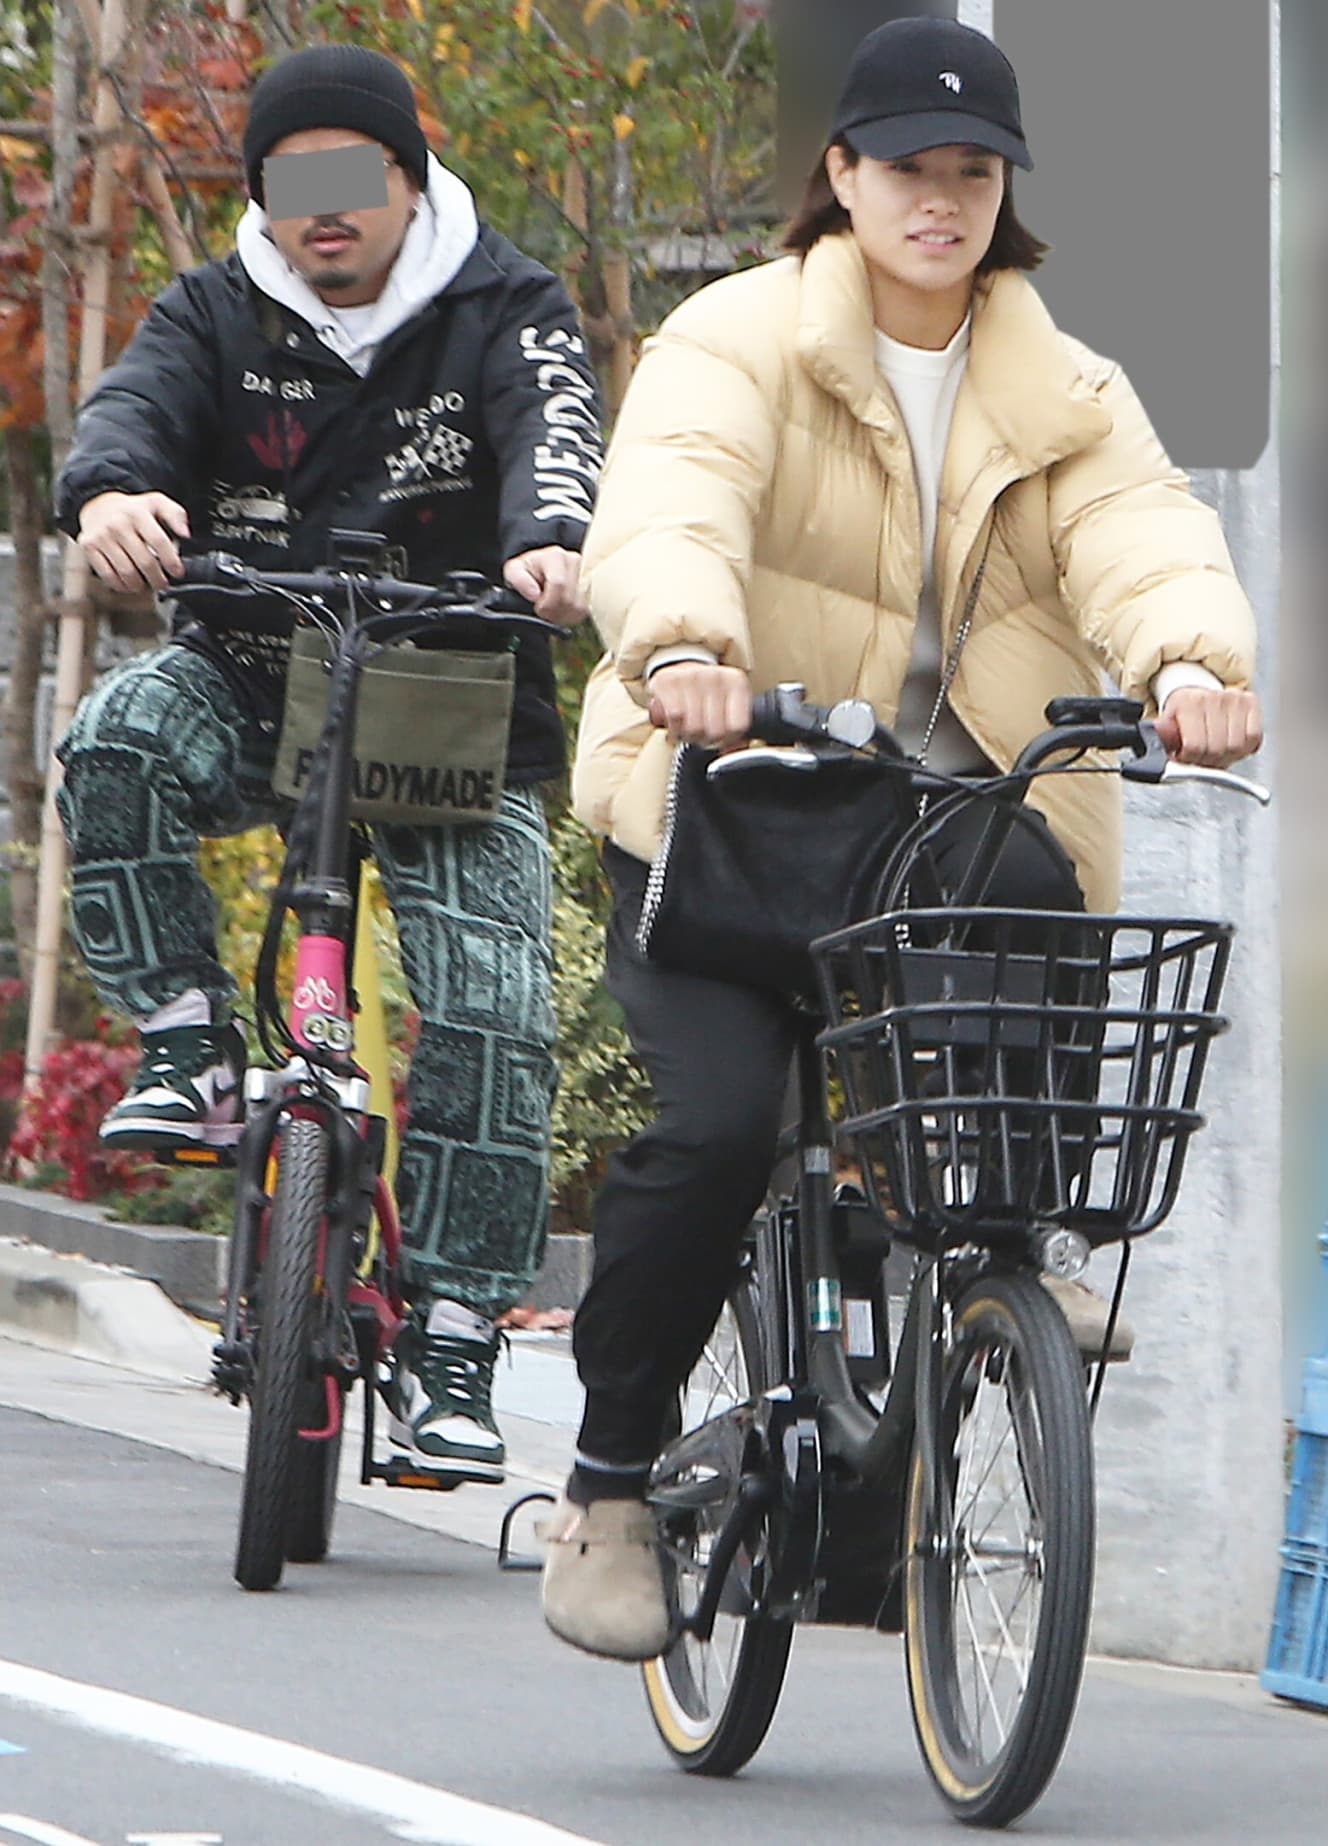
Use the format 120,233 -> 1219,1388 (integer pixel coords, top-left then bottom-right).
904,1269 -> 1094,1827
642,1266 -> 794,1775
235,1116 -> 330,1591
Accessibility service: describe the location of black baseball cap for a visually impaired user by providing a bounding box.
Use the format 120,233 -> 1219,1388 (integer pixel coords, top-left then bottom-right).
830,17 -> 1032,172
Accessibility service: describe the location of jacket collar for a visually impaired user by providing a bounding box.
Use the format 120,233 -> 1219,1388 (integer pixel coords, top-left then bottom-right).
794,232 -> 1111,475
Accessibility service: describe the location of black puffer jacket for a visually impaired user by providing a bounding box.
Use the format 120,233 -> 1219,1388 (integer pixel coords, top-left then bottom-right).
54,226 -> 604,783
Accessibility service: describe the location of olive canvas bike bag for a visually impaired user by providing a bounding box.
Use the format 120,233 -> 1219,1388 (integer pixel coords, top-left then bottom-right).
273,627 -> 515,826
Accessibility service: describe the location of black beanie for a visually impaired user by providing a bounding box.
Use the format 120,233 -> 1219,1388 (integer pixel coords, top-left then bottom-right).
243,44 -> 429,204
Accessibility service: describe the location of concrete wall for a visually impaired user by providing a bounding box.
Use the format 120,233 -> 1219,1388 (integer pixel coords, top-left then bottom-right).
959,0 -> 1285,1671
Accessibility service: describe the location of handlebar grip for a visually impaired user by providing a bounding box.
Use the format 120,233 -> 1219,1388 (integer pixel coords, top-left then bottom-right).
483,587 -> 538,618
176,552 -> 254,588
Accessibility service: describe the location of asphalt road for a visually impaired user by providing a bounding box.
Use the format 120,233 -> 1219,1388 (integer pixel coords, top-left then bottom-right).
0,1342 -> 1326,1845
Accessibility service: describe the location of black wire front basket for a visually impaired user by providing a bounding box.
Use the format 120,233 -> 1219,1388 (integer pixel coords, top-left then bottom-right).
812,908 -> 1233,1251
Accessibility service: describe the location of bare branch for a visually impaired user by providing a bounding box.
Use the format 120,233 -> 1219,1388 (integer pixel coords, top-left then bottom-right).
101,64 -> 212,257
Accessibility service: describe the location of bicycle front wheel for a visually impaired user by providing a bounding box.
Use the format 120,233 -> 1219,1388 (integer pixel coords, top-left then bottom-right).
284,1376 -> 345,1565
904,1270 -> 1094,1828
235,1116 -> 329,1592
642,1268 -> 794,1776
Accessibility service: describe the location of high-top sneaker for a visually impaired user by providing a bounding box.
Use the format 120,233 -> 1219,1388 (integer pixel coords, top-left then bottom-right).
386,1300 -> 506,1485
99,1020 -> 246,1150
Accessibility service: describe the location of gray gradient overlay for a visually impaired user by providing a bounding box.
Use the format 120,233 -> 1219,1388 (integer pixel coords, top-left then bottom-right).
262,142 -> 391,222
993,0 -> 1271,468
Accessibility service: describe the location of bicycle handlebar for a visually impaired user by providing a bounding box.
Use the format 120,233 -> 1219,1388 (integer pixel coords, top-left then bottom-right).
170,552 -> 567,637
740,682 -> 1270,807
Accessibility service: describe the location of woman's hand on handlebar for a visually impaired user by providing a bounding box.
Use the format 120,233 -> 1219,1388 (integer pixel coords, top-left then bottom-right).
77,490 -> 190,594
647,662 -> 751,749
502,546 -> 589,626
1153,685 -> 1263,768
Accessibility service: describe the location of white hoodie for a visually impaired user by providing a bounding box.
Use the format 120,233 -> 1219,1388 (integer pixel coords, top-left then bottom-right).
235,153 -> 480,378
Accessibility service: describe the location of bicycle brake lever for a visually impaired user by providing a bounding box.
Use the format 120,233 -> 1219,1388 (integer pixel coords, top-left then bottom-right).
706,745 -> 821,779
1122,722 -> 1271,805
1119,722 -> 1170,784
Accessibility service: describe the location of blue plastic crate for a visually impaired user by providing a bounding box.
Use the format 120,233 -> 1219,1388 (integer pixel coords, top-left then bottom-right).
1263,1362 -> 1328,1705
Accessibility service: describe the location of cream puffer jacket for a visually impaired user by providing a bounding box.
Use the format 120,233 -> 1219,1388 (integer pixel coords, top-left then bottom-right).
571,232 -> 1257,909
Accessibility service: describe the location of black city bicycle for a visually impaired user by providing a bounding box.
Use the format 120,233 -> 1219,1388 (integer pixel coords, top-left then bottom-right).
639,684 -> 1267,1826
164,529 -> 563,1592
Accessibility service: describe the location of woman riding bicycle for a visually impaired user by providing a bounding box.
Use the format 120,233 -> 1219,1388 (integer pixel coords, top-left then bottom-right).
542,15 -> 1263,1660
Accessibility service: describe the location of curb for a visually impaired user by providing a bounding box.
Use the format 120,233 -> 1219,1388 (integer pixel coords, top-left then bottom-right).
0,1238 -> 216,1380
0,1180 -> 592,1317
0,1183 -> 227,1315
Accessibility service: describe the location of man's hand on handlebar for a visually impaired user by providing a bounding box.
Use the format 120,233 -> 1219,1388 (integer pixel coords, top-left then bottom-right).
77,490 -> 190,594
647,662 -> 752,750
1154,686 -> 1263,768
503,546 -> 588,626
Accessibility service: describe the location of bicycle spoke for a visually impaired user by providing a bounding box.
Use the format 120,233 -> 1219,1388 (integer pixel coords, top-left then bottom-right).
957,1571 -> 1008,1752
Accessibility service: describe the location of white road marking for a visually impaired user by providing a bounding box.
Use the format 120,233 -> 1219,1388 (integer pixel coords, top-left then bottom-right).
126,1836 -> 223,1844
0,1663 -> 605,1846
0,1818 -> 102,1846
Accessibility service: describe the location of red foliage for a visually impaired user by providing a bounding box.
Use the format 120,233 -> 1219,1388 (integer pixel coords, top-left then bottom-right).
5,1016 -> 162,1202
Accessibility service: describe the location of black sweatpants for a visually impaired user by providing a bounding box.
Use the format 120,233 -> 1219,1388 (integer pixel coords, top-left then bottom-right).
571,799 -> 1085,1469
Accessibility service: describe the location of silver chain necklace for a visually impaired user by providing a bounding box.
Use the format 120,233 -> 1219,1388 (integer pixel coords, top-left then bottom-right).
916,514 -> 997,767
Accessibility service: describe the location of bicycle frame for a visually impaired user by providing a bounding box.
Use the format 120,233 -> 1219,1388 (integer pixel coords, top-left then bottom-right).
214,572 -> 408,1451
661,1020 -> 944,1645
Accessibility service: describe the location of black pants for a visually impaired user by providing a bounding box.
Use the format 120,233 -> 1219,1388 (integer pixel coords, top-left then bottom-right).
572,799 -> 1085,1469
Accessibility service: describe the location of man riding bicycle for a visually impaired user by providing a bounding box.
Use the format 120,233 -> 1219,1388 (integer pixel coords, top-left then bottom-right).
51,43 -> 602,1487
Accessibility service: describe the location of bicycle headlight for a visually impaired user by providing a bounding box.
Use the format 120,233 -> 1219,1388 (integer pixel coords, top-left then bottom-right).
1037,1229 -> 1090,1280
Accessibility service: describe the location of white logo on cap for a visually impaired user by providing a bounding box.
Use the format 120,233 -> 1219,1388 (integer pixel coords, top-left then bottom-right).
939,71 -> 964,93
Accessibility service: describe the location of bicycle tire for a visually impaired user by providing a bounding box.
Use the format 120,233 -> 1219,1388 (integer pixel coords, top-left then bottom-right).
642,1268 -> 795,1776
284,1379 -> 344,1564
235,1116 -> 329,1591
904,1269 -> 1094,1827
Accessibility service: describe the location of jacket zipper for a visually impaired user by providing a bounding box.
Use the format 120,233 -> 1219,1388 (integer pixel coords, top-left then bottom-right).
636,742 -> 687,956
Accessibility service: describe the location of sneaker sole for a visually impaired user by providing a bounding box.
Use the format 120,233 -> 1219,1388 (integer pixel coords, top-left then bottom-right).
386,1417 -> 505,1484
100,1119 -> 245,1151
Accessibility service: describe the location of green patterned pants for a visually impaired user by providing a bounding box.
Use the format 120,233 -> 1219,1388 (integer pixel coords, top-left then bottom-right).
56,645 -> 557,1320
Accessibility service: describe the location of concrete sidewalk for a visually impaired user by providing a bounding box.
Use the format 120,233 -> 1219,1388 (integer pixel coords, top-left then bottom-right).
0,1234 -> 582,1556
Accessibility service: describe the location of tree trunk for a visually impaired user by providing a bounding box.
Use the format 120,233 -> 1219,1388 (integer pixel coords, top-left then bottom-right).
1,428 -> 48,988
25,0 -> 141,1079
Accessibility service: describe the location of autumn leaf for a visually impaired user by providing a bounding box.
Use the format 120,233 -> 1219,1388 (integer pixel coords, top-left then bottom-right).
404,0 -> 425,20
625,55 -> 649,89
514,0 -> 533,34
613,112 -> 635,141
0,136 -> 37,165
197,55 -> 248,89
583,0 -> 611,24
11,168 -> 48,210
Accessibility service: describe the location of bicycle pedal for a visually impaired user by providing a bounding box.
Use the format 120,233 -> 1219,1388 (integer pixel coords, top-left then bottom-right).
370,1455 -> 501,1492
153,1144 -> 239,1169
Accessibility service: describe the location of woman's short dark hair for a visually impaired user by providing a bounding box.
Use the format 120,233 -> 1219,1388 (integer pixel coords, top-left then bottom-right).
782,140 -> 1049,274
